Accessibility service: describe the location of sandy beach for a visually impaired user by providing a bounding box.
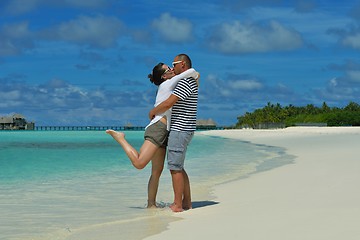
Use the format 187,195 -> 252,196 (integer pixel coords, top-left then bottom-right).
144,127 -> 360,240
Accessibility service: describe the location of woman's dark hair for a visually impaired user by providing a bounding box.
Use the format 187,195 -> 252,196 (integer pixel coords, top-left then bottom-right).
148,62 -> 166,86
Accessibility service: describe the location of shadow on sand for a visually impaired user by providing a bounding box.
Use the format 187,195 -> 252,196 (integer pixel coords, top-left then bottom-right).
129,200 -> 219,210
191,200 -> 219,209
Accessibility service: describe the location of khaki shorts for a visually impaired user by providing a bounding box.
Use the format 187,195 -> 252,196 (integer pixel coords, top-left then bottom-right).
167,131 -> 194,171
144,120 -> 169,148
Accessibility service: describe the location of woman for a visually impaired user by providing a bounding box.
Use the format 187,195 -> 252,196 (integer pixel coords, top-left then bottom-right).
106,63 -> 199,208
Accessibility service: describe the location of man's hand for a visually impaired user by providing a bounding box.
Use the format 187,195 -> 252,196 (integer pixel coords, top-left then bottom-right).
149,109 -> 155,120
148,94 -> 179,120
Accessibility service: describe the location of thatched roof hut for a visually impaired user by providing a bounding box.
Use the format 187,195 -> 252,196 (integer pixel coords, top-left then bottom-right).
196,119 -> 217,129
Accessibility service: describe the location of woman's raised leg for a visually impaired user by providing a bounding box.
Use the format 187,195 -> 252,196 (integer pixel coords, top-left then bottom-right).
106,129 -> 158,169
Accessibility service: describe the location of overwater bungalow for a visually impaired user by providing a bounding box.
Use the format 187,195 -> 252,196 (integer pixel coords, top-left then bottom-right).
196,119 -> 218,130
0,114 -> 35,130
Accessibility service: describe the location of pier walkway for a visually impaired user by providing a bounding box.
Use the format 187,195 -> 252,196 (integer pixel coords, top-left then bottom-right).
35,126 -> 145,131
33,126 -> 223,131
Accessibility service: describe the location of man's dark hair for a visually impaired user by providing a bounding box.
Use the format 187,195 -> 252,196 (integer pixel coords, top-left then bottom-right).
177,53 -> 192,68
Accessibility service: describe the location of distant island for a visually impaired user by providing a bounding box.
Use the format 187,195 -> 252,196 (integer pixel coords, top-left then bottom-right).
235,101 -> 360,129
0,114 -> 35,130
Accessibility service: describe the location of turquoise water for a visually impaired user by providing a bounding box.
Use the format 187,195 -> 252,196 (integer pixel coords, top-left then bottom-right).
0,131 -> 293,240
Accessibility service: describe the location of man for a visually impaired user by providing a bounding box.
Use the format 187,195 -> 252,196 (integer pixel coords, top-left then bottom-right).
149,53 -> 198,212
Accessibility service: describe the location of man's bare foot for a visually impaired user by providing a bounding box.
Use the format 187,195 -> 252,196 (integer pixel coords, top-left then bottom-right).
147,201 -> 157,209
183,205 -> 192,210
106,129 -> 125,142
182,200 -> 192,210
147,204 -> 157,209
170,203 -> 183,212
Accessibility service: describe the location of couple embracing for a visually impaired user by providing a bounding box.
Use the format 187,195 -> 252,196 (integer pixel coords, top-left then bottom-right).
107,53 -> 199,212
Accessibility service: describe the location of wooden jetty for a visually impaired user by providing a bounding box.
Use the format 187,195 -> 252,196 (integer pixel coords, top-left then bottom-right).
35,126 -> 145,131
34,125 -> 223,131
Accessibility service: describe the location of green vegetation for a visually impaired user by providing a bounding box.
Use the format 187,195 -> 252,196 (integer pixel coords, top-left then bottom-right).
235,101 -> 360,128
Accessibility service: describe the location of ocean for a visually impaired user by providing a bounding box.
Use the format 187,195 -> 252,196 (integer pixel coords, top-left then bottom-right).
0,130 -> 294,240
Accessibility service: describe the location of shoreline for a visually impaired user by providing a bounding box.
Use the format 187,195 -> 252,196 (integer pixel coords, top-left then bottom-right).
144,127 -> 360,240
60,130 -> 291,240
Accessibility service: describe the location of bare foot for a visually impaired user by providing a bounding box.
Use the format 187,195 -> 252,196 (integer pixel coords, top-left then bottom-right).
147,201 -> 157,209
147,204 -> 158,209
183,205 -> 192,210
106,129 -> 125,142
170,203 -> 183,212
182,200 -> 192,210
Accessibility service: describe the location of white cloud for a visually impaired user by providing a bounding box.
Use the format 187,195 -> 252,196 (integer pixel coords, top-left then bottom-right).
62,0 -> 109,8
202,74 -> 265,102
4,0 -> 109,14
318,75 -> 360,102
219,89 -> 232,97
4,0 -> 40,14
347,70 -> 360,82
342,33 -> 360,49
0,22 -> 33,56
207,20 -> 303,53
294,0 -> 317,13
250,7 -> 352,46
329,78 -> 338,87
221,0 -> 283,11
0,90 -> 21,100
230,79 -> 263,90
0,76 -> 152,125
2,21 -> 31,38
151,13 -> 193,43
0,39 -> 17,56
47,15 -> 124,48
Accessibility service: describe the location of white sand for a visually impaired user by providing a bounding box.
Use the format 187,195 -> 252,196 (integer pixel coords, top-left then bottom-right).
144,127 -> 360,240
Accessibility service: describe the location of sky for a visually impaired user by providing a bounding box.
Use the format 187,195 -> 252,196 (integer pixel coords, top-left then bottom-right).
1,0 -> 360,127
